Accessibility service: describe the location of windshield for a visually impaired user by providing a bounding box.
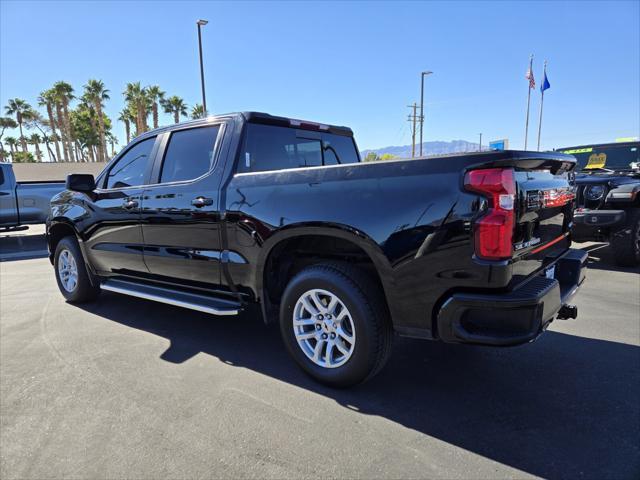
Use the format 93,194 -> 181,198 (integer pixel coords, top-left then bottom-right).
558,142 -> 639,171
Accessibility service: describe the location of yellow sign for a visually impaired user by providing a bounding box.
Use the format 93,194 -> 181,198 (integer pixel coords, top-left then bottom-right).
615,137 -> 638,143
561,147 -> 593,154
585,153 -> 607,169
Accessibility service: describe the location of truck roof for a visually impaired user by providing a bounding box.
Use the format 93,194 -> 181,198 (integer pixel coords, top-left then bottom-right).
136,111 -> 354,141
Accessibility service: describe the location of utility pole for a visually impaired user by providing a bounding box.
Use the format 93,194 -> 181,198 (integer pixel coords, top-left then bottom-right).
419,71 -> 433,157
407,103 -> 418,158
197,19 -> 209,115
478,133 -> 482,152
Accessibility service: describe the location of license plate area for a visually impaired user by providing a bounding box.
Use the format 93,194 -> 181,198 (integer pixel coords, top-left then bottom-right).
545,265 -> 556,279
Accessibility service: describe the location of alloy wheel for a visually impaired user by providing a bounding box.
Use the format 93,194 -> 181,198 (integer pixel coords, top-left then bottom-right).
58,249 -> 79,292
292,288 -> 356,368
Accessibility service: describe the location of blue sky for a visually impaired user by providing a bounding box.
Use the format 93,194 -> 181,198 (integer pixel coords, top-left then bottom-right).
1,0 -> 638,152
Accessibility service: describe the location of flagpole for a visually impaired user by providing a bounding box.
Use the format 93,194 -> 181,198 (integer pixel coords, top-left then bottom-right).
537,60 -> 547,151
524,54 -> 533,150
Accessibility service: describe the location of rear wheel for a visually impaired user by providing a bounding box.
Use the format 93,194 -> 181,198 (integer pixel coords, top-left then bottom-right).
611,209 -> 640,267
54,236 -> 100,303
279,263 -> 393,387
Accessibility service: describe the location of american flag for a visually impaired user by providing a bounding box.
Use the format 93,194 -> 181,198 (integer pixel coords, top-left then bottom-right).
526,64 -> 535,89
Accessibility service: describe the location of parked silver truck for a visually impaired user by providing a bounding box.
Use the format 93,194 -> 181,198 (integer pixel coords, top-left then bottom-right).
0,163 -> 64,231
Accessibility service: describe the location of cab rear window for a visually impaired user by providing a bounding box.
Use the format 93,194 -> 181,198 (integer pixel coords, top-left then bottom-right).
238,123 -> 359,173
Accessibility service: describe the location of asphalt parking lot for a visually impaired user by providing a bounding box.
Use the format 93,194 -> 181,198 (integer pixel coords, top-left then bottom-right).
1,226 -> 639,479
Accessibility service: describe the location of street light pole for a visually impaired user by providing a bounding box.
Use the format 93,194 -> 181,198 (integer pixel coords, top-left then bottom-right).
197,19 -> 208,115
478,133 -> 482,152
419,71 -> 433,157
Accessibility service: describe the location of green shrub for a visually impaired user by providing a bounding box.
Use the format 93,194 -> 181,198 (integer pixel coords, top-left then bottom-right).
13,151 -> 36,163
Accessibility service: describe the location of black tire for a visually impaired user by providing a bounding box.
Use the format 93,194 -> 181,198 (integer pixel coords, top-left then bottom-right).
54,236 -> 100,303
279,263 -> 393,387
611,209 -> 640,267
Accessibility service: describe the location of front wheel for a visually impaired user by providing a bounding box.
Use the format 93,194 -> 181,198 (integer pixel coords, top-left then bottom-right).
611,210 -> 640,267
54,236 -> 100,303
279,263 -> 393,387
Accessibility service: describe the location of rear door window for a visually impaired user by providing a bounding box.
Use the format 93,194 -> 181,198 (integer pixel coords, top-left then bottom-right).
105,137 -> 156,189
239,123 -> 359,173
160,125 -> 221,183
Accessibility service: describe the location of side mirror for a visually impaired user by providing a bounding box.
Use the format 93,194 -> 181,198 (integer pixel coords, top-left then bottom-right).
66,174 -> 95,193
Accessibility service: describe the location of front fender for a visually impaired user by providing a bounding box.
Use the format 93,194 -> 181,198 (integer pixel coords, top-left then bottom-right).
46,216 -> 93,274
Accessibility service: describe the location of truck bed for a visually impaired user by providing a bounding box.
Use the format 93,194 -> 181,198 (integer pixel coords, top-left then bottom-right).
1,162 -> 64,228
225,149 -> 576,336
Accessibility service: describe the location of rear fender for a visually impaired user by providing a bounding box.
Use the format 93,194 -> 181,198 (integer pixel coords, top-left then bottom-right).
256,224 -> 396,323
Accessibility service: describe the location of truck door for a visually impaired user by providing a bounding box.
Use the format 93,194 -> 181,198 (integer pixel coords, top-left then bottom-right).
140,123 -> 226,290
0,164 -> 19,227
83,136 -> 158,275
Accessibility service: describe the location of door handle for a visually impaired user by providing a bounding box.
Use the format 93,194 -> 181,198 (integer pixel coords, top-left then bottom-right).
123,199 -> 138,209
191,196 -> 213,208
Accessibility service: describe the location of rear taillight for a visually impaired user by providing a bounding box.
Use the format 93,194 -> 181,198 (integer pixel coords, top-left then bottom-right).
464,168 -> 516,260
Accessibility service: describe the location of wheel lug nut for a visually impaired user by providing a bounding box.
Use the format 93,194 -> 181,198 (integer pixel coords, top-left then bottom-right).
333,323 -> 337,329
330,333 -> 336,339
315,324 -> 322,330
317,314 -> 323,320
322,333 -> 328,339
326,314 -> 332,319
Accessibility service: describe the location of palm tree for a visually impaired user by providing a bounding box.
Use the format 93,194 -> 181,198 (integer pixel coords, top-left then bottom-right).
0,116 -> 17,139
161,96 -> 188,124
24,111 -> 57,162
50,87 -> 70,161
38,89 -> 62,163
53,81 -> 76,161
45,133 -> 60,162
83,79 -> 110,162
190,103 -> 205,120
27,133 -> 43,161
124,82 -> 150,135
77,97 -> 100,162
118,108 -> 134,144
4,136 -> 17,162
4,98 -> 34,153
0,117 -> 17,158
106,132 -> 118,158
146,85 -> 165,129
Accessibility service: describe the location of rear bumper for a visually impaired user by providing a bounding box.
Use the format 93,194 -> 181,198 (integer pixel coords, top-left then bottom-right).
436,248 -> 587,346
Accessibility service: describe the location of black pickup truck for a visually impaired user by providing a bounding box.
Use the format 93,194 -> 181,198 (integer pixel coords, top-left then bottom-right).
557,141 -> 639,266
47,112 -> 586,386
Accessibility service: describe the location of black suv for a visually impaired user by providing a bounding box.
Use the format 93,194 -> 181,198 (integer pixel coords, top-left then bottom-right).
558,141 -> 640,266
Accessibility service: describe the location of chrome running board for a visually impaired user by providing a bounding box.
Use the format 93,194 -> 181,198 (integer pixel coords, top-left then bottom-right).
101,279 -> 240,316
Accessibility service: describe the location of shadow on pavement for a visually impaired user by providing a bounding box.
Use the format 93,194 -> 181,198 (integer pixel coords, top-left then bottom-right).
575,241 -> 640,274
79,293 -> 640,480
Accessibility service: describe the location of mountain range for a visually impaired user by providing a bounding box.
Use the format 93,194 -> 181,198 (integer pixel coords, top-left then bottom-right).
361,140 -> 483,159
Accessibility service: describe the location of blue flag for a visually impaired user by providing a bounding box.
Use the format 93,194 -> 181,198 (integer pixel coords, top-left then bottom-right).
541,71 -> 551,92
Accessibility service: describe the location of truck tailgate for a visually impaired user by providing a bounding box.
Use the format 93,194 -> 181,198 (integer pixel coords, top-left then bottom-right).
511,169 -> 576,283
462,152 -> 576,286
